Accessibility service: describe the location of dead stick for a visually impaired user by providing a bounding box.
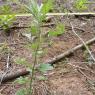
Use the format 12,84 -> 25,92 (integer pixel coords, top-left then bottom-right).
70,22 -> 95,61
0,69 -> 29,83
13,25 -> 85,32
46,37 -> 95,65
0,23 -> 55,31
1,13 -> 95,16
85,2 -> 95,4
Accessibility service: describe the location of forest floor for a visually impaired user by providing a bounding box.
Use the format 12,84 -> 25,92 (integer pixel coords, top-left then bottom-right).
0,0 -> 95,95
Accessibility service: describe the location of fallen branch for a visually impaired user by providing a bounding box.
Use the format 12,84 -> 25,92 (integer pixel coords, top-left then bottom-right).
0,23 -> 55,31
14,25 -> 85,32
85,2 -> 95,4
1,13 -> 95,17
46,37 -> 95,64
0,69 -> 29,83
70,22 -> 95,62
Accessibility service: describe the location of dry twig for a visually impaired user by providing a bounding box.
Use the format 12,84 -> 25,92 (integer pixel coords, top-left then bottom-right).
6,53 -> 10,69
0,69 -> 29,83
46,37 -> 95,64
70,22 -> 95,62
67,62 -> 95,74
5,13 -> 95,17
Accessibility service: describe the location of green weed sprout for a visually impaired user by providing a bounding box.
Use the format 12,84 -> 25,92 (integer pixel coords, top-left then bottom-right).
74,0 -> 88,11
0,5 -> 12,14
0,15 -> 15,35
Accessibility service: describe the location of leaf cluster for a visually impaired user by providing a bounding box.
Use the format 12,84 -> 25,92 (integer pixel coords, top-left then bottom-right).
74,0 -> 88,11
24,0 -> 54,22
49,23 -> 65,36
0,15 -> 15,31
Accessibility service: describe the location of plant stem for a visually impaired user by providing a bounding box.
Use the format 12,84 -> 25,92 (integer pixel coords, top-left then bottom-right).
29,22 -> 42,95
29,45 -> 38,95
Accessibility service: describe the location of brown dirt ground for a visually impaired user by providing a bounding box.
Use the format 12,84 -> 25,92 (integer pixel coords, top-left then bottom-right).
0,15 -> 95,95
0,0 -> 95,95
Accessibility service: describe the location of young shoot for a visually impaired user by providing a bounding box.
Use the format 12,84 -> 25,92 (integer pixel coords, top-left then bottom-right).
15,0 -> 54,95
0,15 -> 16,36
74,0 -> 88,11
15,0 -> 65,95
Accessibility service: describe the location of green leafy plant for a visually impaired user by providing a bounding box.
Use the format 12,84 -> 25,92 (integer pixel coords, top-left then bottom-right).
49,23 -> 65,36
0,0 -> 16,35
0,5 -> 12,14
14,0 -> 54,95
14,0 -> 65,95
74,0 -> 88,11
0,15 -> 15,35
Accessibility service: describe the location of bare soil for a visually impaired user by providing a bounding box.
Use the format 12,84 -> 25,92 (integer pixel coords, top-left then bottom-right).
0,0 -> 95,95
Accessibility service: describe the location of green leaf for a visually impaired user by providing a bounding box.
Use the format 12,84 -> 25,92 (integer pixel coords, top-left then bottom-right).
56,23 -> 65,33
15,77 -> 28,85
0,15 -> 15,30
75,0 -> 88,10
49,23 -> 65,36
38,64 -> 53,73
41,0 -> 53,14
31,42 -> 38,50
30,25 -> 38,35
0,5 -> 12,14
25,0 -> 41,21
49,30 -> 58,36
26,42 -> 39,52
